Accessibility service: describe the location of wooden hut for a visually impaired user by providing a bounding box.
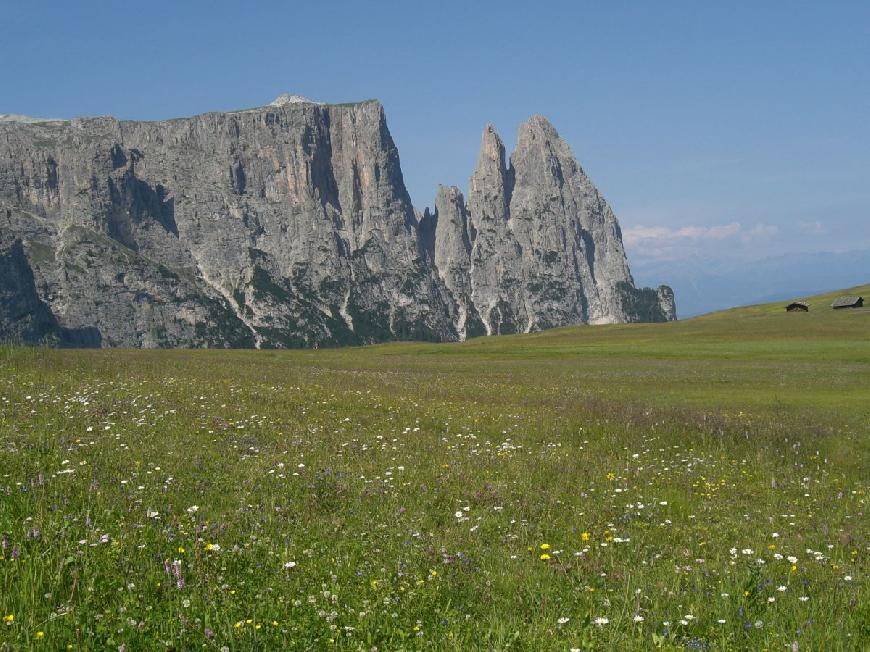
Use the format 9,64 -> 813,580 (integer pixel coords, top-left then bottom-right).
785,302 -> 809,312
831,296 -> 864,309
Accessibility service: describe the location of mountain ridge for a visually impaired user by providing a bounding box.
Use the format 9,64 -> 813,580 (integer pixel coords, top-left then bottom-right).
0,96 -> 675,348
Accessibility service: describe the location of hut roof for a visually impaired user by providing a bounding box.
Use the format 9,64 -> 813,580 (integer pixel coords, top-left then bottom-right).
831,296 -> 863,308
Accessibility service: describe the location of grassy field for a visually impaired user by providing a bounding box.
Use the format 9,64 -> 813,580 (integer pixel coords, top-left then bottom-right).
0,285 -> 867,650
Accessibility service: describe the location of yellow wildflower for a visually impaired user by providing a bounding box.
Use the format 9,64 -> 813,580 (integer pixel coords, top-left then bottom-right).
540,543 -> 551,550
540,553 -> 550,560
581,532 -> 590,542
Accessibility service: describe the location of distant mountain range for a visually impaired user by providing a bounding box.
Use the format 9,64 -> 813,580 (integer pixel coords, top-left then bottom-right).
632,249 -> 870,317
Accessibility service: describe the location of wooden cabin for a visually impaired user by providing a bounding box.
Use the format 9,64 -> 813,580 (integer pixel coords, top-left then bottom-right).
785,302 -> 808,312
831,296 -> 864,309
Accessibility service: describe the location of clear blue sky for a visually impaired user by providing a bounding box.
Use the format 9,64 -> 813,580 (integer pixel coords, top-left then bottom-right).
3,1 -> 868,274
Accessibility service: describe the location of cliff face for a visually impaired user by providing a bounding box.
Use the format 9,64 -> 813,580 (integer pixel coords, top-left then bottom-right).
0,97 -> 674,348
430,117 -> 676,337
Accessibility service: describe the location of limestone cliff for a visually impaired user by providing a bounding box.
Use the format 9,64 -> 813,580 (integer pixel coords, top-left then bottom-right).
0,97 -> 674,347
432,117 -> 675,338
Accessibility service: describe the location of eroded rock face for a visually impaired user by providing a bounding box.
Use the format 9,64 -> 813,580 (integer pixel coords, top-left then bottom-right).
437,117 -> 676,335
0,98 -> 674,348
469,116 -> 675,333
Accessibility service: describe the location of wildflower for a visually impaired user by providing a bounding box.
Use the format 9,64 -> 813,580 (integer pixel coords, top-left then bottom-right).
283,561 -> 297,569
173,559 -> 184,589
35,631 -> 44,639
205,543 -> 220,551
844,575 -> 852,581
540,543 -> 551,550
540,554 -> 550,560
593,617 -> 609,625
633,615 -> 644,623
799,596 -> 809,602
186,505 -> 199,513
581,532 -> 590,542
606,472 -> 616,480
557,616 -> 570,625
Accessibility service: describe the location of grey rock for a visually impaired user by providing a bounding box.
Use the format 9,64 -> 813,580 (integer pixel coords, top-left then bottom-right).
269,94 -> 323,107
0,97 -> 674,348
0,114 -> 64,124
454,117 -> 675,334
433,185 -> 486,339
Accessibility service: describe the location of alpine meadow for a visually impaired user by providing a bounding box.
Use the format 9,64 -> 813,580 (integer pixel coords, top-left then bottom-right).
3,2 -> 870,650
1,285 -> 867,650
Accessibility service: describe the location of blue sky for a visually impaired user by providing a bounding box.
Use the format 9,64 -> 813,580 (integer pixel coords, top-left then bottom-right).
3,1 -> 868,293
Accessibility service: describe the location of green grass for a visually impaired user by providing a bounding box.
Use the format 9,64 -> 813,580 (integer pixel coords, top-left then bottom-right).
0,285 -> 867,650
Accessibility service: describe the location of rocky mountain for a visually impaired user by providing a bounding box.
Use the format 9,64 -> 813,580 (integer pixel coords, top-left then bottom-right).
0,97 -> 675,348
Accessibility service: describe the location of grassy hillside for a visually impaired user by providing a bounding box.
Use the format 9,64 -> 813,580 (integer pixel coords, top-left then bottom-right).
0,285 -> 867,650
